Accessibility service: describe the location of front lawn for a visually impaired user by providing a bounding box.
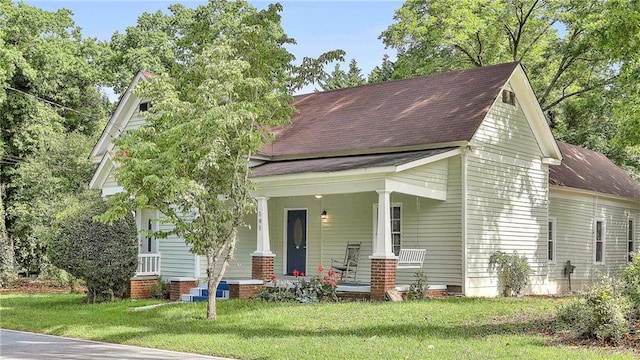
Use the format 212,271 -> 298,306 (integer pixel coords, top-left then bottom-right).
0,294 -> 634,359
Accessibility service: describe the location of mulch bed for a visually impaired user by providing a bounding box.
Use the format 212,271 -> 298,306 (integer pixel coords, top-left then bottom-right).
0,278 -> 78,294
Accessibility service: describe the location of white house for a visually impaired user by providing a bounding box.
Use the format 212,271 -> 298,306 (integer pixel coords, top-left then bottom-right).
90,62 -> 640,300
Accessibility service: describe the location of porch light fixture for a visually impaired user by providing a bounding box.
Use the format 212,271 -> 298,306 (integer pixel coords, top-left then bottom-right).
321,210 -> 327,219
315,194 -> 323,199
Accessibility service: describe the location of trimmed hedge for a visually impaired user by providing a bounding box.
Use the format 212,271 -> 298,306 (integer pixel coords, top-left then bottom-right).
48,200 -> 137,302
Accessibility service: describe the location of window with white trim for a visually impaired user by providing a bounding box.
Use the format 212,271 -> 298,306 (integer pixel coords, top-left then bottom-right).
373,203 -> 402,256
628,218 -> 635,263
548,218 -> 556,263
594,219 -> 605,264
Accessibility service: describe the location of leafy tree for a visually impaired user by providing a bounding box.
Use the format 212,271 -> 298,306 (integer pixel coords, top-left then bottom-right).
368,54 -> 395,84
49,198 -> 137,303
7,132 -> 96,275
381,0 -> 640,177
319,58 -> 366,91
0,0 -> 110,274
101,0 -> 340,320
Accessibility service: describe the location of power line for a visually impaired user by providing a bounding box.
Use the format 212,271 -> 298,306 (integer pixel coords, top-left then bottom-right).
5,86 -> 103,121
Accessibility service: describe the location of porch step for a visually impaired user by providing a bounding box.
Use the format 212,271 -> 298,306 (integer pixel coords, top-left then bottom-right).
180,281 -> 229,302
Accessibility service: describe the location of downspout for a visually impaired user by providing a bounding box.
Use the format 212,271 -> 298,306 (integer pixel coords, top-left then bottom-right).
461,149 -> 469,295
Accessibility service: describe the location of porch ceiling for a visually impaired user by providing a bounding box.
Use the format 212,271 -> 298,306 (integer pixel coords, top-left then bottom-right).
253,148 -> 459,200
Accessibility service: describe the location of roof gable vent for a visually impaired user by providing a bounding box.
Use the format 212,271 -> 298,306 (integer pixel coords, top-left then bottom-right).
502,90 -> 516,106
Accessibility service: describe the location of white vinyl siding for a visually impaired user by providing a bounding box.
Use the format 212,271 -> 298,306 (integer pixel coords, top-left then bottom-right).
389,159 -> 448,194
465,82 -> 548,296
549,189 -> 640,290
594,218 -> 605,264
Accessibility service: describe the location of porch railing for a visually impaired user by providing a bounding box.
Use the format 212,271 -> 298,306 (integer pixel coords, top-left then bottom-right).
137,253 -> 161,276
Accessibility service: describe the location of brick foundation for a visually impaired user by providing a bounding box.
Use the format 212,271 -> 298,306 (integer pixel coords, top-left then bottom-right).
128,276 -> 159,299
337,292 -> 371,301
251,255 -> 274,281
370,258 -> 397,301
229,283 -> 264,299
169,278 -> 197,301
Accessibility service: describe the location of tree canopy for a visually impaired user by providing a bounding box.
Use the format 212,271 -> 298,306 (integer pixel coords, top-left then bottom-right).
101,0 -> 340,319
0,0 -> 110,277
381,0 -> 640,177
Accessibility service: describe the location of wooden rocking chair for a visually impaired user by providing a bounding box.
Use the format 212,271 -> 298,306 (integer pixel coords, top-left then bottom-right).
331,242 -> 361,282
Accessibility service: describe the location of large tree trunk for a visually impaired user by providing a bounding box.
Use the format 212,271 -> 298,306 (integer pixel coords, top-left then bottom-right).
206,250 -> 218,320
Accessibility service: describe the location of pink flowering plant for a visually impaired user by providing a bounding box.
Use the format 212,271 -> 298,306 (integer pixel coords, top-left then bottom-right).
293,266 -> 340,303
254,266 -> 341,303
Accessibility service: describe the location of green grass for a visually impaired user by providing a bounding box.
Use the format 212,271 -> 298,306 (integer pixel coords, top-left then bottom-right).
0,294 -> 634,359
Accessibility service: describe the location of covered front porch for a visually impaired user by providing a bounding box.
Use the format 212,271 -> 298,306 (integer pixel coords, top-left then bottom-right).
234,148 -> 463,300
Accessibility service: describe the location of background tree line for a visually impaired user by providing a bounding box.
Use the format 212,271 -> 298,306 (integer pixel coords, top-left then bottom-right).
1,0 -> 638,287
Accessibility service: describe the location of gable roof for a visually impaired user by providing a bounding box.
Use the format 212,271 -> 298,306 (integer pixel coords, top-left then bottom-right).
550,141 -> 640,201
89,70 -> 150,161
261,62 -> 521,159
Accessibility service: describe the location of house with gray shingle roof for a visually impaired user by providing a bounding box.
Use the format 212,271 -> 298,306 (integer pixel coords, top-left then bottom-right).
90,62 -> 640,299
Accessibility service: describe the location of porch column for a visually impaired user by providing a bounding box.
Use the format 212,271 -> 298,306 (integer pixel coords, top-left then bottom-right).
252,196 -> 275,281
370,190 -> 397,301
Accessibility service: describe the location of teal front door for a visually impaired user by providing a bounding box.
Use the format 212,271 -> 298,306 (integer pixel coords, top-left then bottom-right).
286,209 -> 307,275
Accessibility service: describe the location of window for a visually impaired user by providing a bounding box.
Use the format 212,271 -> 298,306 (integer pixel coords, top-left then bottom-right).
391,206 -> 401,256
594,219 -> 605,264
373,204 -> 402,256
139,102 -> 150,112
548,218 -> 556,263
629,218 -> 635,263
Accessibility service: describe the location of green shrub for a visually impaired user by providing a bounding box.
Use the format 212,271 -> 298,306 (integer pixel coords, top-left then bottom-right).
488,250 -> 532,296
621,252 -> 640,314
409,271 -> 429,300
149,278 -> 170,300
48,200 -> 137,303
556,276 -> 630,344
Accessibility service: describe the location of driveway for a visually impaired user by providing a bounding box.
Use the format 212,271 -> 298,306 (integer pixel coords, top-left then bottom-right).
0,329 -> 231,360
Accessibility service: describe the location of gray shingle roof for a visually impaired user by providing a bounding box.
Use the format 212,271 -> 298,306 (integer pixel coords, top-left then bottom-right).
260,62 -> 520,158
550,142 -> 640,200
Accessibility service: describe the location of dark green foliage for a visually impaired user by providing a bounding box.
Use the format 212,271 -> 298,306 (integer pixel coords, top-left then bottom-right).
48,200 -> 137,303
408,271 -> 429,300
621,252 -> 640,314
149,278 -> 170,300
488,251 -> 532,297
556,276 -> 630,344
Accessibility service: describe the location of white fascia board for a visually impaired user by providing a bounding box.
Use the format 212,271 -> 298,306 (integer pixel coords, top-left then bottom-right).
89,153 -> 113,190
506,66 -> 562,162
542,157 -> 562,166
550,185 -> 640,205
395,148 -> 462,173
385,179 -> 446,201
256,178 -> 385,198
90,71 -> 147,159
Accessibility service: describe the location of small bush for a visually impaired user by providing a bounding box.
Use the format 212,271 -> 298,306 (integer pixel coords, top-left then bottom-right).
48,200 -> 137,303
556,276 -> 630,344
621,252 -> 640,314
292,266 -> 340,303
409,271 -> 429,300
488,250 -> 532,297
149,279 -> 170,300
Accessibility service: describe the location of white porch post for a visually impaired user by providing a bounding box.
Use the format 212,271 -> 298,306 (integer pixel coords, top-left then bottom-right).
252,196 -> 274,257
372,190 -> 396,258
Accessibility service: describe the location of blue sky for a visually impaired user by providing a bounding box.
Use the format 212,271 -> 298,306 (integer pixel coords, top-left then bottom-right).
25,1 -> 402,94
